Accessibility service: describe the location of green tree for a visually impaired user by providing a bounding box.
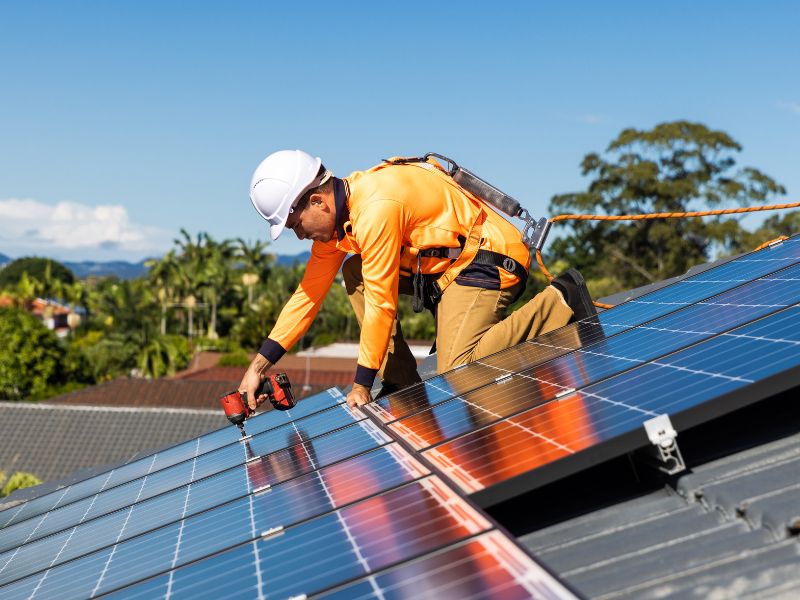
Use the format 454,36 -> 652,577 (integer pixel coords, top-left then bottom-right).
146,249 -> 185,335
0,257 -> 74,292
137,334 -> 190,378
0,308 -> 64,400
549,121 -> 787,292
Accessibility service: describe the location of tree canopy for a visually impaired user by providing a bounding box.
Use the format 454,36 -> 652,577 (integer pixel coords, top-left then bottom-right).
0,308 -> 65,400
548,121 -> 787,294
0,257 -> 75,291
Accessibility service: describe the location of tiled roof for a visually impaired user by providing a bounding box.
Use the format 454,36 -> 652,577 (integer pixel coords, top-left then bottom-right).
177,366 -> 353,387
0,402 -> 226,488
47,378 -> 237,410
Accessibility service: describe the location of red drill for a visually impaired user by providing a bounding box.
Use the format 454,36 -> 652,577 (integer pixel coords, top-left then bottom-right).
220,373 -> 295,437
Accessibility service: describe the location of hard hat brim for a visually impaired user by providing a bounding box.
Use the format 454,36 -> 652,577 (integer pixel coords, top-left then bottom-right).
269,218 -> 287,241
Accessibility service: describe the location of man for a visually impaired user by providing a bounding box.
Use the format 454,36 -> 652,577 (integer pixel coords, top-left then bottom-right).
238,150 -> 595,410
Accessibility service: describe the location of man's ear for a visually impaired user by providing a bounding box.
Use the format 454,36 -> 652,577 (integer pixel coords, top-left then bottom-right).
309,191 -> 332,211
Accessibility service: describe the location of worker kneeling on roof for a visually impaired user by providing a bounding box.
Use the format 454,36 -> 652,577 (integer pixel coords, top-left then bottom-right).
238,150 -> 595,409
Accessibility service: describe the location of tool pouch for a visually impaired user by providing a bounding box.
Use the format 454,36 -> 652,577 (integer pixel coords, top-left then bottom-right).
412,254 -> 441,313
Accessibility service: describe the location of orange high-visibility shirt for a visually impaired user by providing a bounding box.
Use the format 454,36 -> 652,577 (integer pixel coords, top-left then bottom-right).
259,159 -> 530,387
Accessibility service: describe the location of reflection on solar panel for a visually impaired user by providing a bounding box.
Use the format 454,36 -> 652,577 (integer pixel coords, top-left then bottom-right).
364,238 -> 800,507
370,237 -> 800,425
0,388 -> 574,599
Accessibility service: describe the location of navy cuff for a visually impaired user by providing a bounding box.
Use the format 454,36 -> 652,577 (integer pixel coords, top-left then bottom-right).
258,338 -> 286,364
354,364 -> 378,388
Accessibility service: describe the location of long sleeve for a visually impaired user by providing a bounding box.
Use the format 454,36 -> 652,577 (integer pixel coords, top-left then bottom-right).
259,241 -> 346,363
351,198 -> 405,386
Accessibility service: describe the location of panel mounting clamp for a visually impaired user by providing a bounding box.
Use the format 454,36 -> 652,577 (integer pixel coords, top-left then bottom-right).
640,414 -> 686,475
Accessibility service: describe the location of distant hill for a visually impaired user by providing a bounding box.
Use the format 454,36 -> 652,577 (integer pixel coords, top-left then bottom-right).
275,251 -> 311,266
63,260 -> 150,280
0,252 -> 312,280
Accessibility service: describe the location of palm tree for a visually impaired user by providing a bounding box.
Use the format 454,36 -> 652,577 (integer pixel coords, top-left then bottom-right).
146,250 -> 184,335
235,238 -> 273,308
137,335 -> 183,378
14,272 -> 41,310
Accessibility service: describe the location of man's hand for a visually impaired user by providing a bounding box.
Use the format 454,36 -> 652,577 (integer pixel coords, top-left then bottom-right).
238,354 -> 273,411
346,383 -> 372,409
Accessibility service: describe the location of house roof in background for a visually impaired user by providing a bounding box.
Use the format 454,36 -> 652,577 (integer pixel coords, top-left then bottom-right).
47,378 -> 236,410
0,402 -> 226,495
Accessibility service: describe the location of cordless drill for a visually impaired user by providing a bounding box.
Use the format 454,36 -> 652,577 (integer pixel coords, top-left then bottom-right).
220,373 -> 295,438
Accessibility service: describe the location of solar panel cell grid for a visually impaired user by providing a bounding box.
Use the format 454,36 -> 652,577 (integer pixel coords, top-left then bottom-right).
424,305 -> 800,501
0,402 -> 363,555
0,420 -> 396,588
317,531 -> 562,600
81,476 -> 493,600
0,388 -> 344,528
371,239 -> 800,426
382,263 -> 800,451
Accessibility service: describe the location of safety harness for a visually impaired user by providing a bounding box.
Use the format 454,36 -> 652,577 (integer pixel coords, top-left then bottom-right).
384,155 -> 531,313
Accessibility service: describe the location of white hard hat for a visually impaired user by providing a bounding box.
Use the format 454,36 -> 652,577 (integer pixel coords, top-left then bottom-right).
249,149 -> 324,240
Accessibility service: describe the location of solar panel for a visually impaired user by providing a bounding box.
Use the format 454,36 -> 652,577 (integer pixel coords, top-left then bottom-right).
0,396 -> 356,554
422,303 -> 800,506
370,237 -> 800,424
0,419 -> 391,583
96,478 -> 573,600
0,394 -> 574,599
379,263 -> 800,451
0,388 -> 345,529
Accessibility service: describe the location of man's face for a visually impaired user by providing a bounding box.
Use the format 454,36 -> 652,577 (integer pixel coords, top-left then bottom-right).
285,193 -> 336,243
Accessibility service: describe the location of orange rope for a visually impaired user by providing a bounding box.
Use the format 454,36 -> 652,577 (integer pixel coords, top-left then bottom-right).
549,202 -> 800,223
537,203 -> 799,310
752,235 -> 788,252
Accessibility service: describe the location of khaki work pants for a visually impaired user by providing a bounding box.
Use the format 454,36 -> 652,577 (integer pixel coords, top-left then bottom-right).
341,255 -> 573,388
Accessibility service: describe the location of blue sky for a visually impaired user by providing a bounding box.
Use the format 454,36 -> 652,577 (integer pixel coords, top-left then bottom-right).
1,1 -> 798,261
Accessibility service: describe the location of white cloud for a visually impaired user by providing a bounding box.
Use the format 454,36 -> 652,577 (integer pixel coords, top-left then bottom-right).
777,100 -> 800,115
577,114 -> 608,125
0,198 -> 171,258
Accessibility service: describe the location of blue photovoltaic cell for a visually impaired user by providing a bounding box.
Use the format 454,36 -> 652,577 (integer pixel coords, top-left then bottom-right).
0,388 -> 344,529
0,419 -> 392,588
386,264 -> 800,449
423,305 -> 800,495
318,531 -> 551,600
0,439 -> 425,594
0,400 -> 357,556
371,238 -> 800,424
100,476 -> 491,600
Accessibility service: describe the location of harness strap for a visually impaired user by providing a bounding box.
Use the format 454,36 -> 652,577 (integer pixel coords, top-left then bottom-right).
431,211 -> 486,299
419,247 -> 528,281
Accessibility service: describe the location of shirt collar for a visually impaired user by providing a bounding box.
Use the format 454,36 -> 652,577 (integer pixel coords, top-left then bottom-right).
333,177 -> 350,240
